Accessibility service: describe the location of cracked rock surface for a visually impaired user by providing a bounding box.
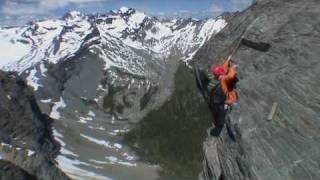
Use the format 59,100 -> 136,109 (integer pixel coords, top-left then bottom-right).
0,70 -> 69,180
0,160 -> 37,180
193,0 -> 320,179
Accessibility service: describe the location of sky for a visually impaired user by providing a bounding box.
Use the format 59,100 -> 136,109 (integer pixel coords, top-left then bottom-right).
0,0 -> 253,26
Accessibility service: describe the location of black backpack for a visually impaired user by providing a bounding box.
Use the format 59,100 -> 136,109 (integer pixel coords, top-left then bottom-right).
194,66 -> 225,105
209,79 -> 226,105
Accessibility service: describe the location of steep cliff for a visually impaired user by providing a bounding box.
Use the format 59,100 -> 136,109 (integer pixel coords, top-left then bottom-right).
193,0 -> 320,179
0,70 -> 69,179
0,160 -> 37,180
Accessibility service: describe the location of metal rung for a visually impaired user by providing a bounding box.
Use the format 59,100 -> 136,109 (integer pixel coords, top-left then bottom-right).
267,102 -> 278,121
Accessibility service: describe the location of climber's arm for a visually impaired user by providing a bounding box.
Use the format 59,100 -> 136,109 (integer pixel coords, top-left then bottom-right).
219,66 -> 237,94
222,58 -> 231,73
219,76 -> 229,96
225,65 -> 237,82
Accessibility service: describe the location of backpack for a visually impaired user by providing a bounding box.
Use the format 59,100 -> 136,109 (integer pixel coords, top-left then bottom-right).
209,79 -> 226,105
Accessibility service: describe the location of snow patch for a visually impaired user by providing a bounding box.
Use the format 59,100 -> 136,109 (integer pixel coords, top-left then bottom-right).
119,7 -> 129,13
80,134 -> 123,150
50,97 -> 66,120
56,155 -> 111,180
97,126 -> 106,131
53,128 -> 78,157
123,153 -> 136,161
88,110 -> 96,117
89,159 -> 108,165
26,69 -> 42,91
80,134 -> 112,149
128,12 -> 146,29
105,156 -> 136,167
0,28 -> 31,68
109,129 -> 130,136
28,150 -> 35,156
69,11 -> 82,18
106,156 -> 118,163
0,142 -> 36,158
53,129 -> 65,146
40,98 -> 52,103
114,143 -> 122,149
39,63 -> 47,77
61,148 -> 78,157
78,116 -> 93,124
118,161 -> 136,167
1,142 -> 13,148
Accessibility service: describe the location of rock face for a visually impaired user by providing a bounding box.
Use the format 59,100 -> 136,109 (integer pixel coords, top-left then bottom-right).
0,71 -> 58,156
0,160 -> 37,180
0,70 -> 69,179
194,0 -> 320,179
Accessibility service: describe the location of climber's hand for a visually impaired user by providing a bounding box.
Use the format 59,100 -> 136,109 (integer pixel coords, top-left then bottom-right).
227,55 -> 232,61
224,104 -> 231,111
232,102 -> 239,109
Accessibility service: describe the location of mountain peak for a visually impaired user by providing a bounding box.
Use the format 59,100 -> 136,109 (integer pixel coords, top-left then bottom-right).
119,6 -> 131,13
111,6 -> 136,16
62,11 -> 84,21
0,7 -> 227,73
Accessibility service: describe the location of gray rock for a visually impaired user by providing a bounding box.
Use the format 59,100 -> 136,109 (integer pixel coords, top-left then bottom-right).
0,71 -> 69,180
0,160 -> 37,180
194,0 -> 320,179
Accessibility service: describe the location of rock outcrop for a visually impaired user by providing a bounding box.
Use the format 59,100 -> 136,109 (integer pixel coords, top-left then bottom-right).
0,70 -> 69,179
193,0 -> 320,179
0,160 -> 37,180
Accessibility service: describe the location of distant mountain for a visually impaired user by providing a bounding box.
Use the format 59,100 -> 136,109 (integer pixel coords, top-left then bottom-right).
0,7 -> 226,75
0,7 -> 227,179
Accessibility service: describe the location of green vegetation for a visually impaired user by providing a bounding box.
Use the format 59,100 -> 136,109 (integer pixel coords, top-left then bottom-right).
125,63 -> 212,179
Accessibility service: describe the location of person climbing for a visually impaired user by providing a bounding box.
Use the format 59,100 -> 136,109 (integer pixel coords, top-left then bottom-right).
205,56 -> 238,129
194,55 -> 238,131
211,56 -> 238,107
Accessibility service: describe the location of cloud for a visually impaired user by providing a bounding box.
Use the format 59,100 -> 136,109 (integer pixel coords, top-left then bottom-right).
39,0 -> 109,10
209,0 -> 253,15
0,0 -> 111,16
210,3 -> 224,13
1,1 -> 43,15
178,10 -> 189,13
230,0 -> 253,11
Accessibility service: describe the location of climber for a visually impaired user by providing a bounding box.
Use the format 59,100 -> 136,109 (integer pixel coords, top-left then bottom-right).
195,57 -> 237,129
194,56 -> 238,130
205,56 -> 238,129
211,56 -> 238,107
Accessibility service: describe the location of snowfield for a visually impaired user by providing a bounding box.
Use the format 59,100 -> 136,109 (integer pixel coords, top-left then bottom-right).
0,7 -> 226,76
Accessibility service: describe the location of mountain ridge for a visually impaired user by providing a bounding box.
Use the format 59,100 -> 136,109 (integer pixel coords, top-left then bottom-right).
0,7 -> 230,180
0,7 -> 227,74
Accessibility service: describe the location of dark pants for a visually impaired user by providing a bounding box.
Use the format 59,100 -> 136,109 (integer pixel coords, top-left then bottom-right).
212,103 -> 226,128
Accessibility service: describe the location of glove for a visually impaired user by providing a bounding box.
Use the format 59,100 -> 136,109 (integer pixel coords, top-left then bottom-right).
232,102 -> 239,110
224,104 -> 231,111
224,102 -> 239,111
